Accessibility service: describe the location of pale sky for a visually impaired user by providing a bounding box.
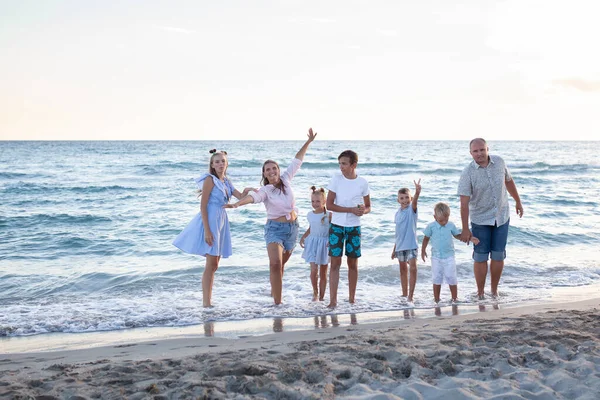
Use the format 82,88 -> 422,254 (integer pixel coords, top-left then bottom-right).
1,0 -> 599,141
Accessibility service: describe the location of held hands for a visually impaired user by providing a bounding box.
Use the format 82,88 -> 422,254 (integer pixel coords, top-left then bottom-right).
470,236 -> 480,246
223,203 -> 239,209
459,228 -> 472,243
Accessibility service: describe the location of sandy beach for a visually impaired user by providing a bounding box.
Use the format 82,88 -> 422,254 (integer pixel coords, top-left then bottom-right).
1,299 -> 599,399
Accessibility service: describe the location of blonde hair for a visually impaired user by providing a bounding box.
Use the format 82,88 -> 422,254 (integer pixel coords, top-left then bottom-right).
310,186 -> 328,223
434,202 -> 451,218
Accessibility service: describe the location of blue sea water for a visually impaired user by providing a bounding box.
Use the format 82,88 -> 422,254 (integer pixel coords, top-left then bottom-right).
1,140 -> 599,338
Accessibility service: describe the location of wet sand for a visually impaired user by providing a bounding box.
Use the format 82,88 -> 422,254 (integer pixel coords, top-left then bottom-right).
1,298 -> 599,399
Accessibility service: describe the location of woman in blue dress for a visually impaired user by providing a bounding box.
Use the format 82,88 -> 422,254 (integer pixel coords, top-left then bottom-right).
173,149 -> 249,307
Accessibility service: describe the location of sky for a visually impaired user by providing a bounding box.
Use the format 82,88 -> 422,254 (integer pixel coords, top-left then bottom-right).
1,0 -> 599,141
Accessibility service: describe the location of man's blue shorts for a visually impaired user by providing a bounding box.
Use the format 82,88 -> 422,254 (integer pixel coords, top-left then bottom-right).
328,224 -> 361,258
471,219 -> 509,262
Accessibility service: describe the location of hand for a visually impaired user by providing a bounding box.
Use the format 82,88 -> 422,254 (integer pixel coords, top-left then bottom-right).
470,236 -> 480,246
307,127 -> 317,142
300,237 -> 306,248
515,201 -> 524,218
352,205 -> 365,216
204,231 -> 214,246
459,228 -> 472,243
242,187 -> 257,196
413,178 -> 421,194
223,203 -> 238,209
391,250 -> 396,260
421,249 -> 428,262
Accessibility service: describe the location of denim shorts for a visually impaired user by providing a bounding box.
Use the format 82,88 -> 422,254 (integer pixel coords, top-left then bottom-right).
264,219 -> 299,252
328,224 -> 361,258
395,249 -> 418,262
471,219 -> 509,262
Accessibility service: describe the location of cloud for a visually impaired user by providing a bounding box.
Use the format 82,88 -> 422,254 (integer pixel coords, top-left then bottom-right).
312,18 -> 336,23
154,25 -> 196,34
553,78 -> 600,92
376,29 -> 397,37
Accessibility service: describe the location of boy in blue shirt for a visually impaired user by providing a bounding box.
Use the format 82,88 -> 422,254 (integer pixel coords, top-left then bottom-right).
391,179 -> 421,303
421,202 -> 479,303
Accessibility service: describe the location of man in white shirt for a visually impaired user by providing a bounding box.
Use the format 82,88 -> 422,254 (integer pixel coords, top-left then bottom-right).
326,150 -> 371,308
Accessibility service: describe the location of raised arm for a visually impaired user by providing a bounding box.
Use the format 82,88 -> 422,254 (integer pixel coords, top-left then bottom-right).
411,179 -> 421,212
294,128 -> 317,161
505,179 -> 524,218
459,195 -> 471,243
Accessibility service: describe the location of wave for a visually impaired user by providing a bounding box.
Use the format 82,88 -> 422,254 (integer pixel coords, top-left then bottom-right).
512,162 -> 600,175
0,213 -> 112,228
1,182 -> 138,194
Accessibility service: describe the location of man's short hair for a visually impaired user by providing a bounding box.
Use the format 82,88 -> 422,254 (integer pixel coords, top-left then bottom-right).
338,150 -> 358,165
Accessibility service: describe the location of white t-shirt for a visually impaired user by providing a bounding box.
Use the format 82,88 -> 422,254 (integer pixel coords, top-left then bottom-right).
327,173 -> 370,227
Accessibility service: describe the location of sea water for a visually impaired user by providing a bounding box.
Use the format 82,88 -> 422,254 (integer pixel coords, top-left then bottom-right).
1,140 -> 599,337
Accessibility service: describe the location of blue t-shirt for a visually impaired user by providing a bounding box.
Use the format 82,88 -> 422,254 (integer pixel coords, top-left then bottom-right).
394,206 -> 418,251
422,220 -> 461,259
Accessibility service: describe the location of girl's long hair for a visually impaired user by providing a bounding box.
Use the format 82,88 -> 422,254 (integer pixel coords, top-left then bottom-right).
198,149 -> 229,198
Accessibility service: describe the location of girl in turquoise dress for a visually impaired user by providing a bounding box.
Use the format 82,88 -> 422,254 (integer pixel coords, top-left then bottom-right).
173,149 -> 249,307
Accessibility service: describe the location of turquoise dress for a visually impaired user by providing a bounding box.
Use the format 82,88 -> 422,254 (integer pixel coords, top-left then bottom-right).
173,173 -> 235,257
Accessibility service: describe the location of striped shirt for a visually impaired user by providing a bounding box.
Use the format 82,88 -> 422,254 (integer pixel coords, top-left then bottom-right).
457,155 -> 513,226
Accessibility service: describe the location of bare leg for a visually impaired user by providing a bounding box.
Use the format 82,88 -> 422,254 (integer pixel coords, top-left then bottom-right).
267,243 -> 284,305
408,258 -> 417,302
319,265 -> 328,301
399,261 -> 408,297
202,255 -> 220,307
310,263 -> 318,301
433,284 -> 441,303
490,260 -> 504,297
474,261 -> 488,298
282,249 -> 293,276
328,256 -> 342,308
347,257 -> 358,303
449,285 -> 458,301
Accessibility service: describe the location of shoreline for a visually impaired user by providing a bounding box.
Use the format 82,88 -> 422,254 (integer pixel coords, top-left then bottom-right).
1,297 -> 599,398
2,282 -> 600,355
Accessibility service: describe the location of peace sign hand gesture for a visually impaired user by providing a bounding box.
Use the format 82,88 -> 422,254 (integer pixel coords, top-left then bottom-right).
413,178 -> 422,194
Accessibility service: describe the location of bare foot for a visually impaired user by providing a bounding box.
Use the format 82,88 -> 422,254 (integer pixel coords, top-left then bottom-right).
312,295 -> 318,302
203,304 -> 213,308
327,302 -> 337,309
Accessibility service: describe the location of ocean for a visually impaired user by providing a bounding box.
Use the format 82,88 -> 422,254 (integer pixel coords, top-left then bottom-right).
1,140 -> 599,338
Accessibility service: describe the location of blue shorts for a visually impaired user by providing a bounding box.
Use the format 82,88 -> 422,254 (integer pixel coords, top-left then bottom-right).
471,220 -> 509,262
264,219 -> 299,252
328,224 -> 361,258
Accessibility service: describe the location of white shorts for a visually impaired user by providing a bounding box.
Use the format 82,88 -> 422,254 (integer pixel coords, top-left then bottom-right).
431,256 -> 457,285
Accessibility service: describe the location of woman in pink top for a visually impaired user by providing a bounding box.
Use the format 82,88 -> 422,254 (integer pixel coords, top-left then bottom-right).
225,128 -> 317,305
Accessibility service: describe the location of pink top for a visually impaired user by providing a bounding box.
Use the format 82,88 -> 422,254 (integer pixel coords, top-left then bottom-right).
249,158 -> 302,220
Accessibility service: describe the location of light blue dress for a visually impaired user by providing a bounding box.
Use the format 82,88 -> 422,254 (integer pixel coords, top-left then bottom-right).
301,211 -> 330,265
173,173 -> 235,258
